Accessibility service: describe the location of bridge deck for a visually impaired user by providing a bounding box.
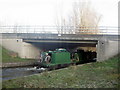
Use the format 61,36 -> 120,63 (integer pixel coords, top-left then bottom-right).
1,33 -> 119,41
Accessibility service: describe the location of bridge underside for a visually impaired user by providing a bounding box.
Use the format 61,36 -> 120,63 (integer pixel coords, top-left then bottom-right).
23,39 -> 98,43
31,42 -> 96,51
23,39 -> 97,51
23,39 -> 97,63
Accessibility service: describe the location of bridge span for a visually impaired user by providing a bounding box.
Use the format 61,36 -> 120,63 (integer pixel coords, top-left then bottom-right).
0,33 -> 119,62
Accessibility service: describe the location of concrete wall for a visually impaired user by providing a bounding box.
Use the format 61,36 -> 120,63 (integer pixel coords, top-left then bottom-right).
21,42 -> 40,59
97,40 -> 119,61
0,39 -> 40,59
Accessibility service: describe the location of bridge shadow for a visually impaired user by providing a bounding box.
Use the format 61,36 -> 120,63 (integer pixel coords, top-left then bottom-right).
30,42 -> 97,63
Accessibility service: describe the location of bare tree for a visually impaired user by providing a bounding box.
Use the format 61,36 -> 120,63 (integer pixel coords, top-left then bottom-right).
70,1 -> 101,34
55,0 -> 101,34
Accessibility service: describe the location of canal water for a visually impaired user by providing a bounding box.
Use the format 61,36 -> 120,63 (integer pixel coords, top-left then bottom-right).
1,67 -> 44,81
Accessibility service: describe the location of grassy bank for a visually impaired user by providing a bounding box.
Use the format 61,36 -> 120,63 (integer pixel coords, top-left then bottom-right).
1,46 -> 35,63
2,54 -> 119,88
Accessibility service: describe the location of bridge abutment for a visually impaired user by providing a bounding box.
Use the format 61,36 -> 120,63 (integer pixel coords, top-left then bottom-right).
21,42 -> 40,59
0,39 -> 40,59
97,40 -> 118,61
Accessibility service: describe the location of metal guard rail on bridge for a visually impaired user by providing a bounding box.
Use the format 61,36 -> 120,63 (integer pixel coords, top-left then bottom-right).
0,26 -> 118,35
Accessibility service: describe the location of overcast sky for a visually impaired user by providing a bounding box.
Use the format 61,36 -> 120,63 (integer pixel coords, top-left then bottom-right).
0,0 -> 119,27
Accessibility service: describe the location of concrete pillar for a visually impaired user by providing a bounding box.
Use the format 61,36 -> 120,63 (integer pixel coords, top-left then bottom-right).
97,40 -> 118,61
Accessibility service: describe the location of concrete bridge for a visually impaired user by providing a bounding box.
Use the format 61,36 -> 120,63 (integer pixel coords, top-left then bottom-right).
0,32 -> 119,62
0,25 -> 119,61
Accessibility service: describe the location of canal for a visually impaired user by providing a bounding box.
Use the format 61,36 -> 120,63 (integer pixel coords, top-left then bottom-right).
1,67 -> 45,81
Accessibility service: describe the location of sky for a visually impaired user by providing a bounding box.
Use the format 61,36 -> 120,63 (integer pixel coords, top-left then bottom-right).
0,0 -> 119,27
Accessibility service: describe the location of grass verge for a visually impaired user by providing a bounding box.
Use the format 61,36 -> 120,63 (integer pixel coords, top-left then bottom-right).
2,54 -> 120,88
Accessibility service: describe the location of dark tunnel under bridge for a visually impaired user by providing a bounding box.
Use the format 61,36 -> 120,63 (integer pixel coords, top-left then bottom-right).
23,39 -> 98,52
